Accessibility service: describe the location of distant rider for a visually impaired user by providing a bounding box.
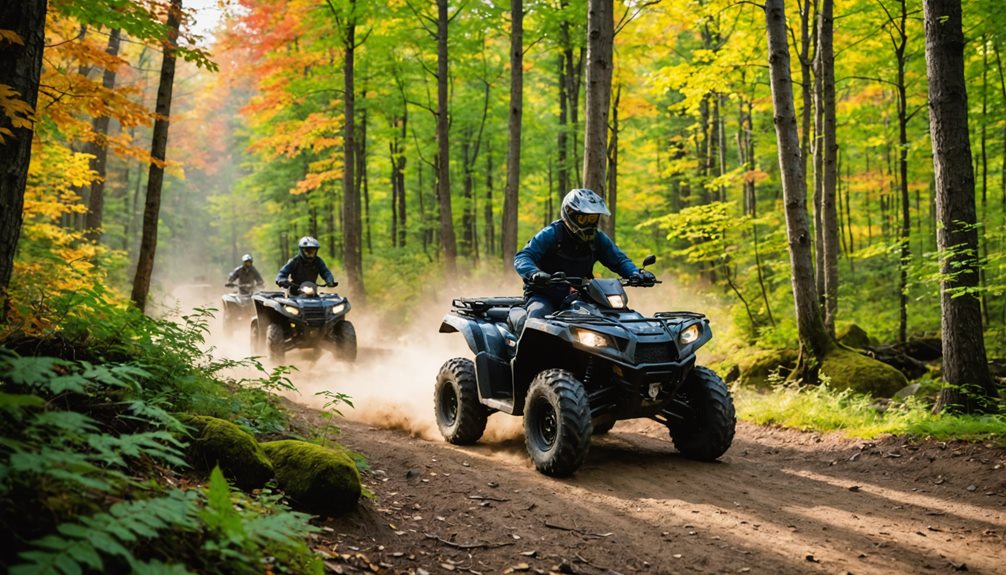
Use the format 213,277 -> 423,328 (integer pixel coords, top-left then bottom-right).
276,236 -> 337,290
226,254 -> 264,294
514,188 -> 655,323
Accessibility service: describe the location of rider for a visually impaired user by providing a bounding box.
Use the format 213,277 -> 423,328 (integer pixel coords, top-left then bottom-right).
514,188 -> 655,322
226,254 -> 264,294
276,236 -> 337,291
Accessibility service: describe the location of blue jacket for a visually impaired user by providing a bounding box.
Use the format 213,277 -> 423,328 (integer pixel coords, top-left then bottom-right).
514,220 -> 639,302
276,255 -> 336,287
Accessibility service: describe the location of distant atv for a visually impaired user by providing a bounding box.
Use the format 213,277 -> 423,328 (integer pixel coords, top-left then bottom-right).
436,255 -> 735,477
250,281 -> 356,363
221,282 -> 257,334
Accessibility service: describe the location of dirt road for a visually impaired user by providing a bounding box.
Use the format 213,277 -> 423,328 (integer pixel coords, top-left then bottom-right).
300,412 -> 1005,575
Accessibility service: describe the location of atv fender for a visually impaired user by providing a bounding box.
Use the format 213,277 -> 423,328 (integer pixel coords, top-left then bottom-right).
439,314 -> 509,358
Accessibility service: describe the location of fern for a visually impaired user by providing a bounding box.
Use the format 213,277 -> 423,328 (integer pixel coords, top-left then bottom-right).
11,489 -> 200,575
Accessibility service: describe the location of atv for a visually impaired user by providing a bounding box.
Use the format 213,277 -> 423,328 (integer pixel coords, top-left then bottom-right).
436,255 -> 735,477
250,281 -> 357,363
221,282 -> 257,334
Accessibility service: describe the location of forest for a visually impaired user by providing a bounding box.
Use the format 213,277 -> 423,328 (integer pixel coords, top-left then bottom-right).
1,0 -> 1004,573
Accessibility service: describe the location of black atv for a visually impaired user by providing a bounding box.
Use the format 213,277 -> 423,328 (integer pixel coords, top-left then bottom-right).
222,282 -> 257,334
250,281 -> 356,363
436,256 -> 735,477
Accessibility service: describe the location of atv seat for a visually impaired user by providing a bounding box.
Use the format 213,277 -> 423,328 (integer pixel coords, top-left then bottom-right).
485,307 -> 511,322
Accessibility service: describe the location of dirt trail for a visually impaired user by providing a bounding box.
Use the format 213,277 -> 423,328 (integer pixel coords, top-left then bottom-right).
293,408 -> 1005,575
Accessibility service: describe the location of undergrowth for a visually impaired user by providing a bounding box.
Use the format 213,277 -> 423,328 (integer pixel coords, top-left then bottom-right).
0,284 -> 333,574
733,379 -> 1006,445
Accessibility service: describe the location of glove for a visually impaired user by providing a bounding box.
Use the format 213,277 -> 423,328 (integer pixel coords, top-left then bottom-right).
277,280 -> 291,288
326,281 -> 338,288
551,271 -> 567,281
639,269 -> 656,283
225,282 -> 235,288
530,271 -> 551,286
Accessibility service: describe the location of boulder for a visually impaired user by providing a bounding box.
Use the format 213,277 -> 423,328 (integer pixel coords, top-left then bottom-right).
261,440 -> 361,516
820,348 -> 908,398
734,348 -> 798,389
836,323 -> 871,349
177,414 -> 273,491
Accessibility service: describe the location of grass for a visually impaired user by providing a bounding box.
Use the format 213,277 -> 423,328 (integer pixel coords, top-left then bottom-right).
733,380 -> 1006,445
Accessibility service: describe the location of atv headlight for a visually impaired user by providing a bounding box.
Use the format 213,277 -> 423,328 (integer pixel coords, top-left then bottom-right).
679,323 -> 700,345
329,303 -> 346,315
575,328 -> 612,349
283,305 -> 300,316
606,294 -> 626,309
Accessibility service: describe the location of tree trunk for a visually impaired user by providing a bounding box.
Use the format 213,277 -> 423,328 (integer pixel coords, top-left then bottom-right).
764,0 -> 833,368
502,0 -> 523,268
131,0 -> 182,313
891,0 -> 911,344
582,0 -> 612,196
923,0 -> 997,413
436,0 -> 457,274
84,28 -> 122,242
0,0 -> 47,300
817,0 -> 839,336
341,0 -> 364,300
484,141 -> 495,257
557,53 -> 569,200
603,83 -> 620,241
798,0 -> 816,189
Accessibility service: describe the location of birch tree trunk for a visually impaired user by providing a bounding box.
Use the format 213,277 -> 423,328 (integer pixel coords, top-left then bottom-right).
131,0 -> 182,313
763,0 -> 833,366
502,0 -> 523,267
923,0 -> 997,413
582,0 -> 612,197
0,0 -> 47,299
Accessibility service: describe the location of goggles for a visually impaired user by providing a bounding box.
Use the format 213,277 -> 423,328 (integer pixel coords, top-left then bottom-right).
573,213 -> 600,226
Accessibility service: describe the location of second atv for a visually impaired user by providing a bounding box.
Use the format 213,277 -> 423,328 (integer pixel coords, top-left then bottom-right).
435,255 -> 735,477
250,281 -> 356,363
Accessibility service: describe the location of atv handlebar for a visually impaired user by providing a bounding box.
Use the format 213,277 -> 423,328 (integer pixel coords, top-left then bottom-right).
542,274 -> 660,288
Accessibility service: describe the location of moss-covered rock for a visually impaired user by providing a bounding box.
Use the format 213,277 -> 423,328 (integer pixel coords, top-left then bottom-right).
836,323 -> 872,349
734,348 -> 798,389
261,440 -> 361,516
820,348 -> 908,398
177,414 -> 273,491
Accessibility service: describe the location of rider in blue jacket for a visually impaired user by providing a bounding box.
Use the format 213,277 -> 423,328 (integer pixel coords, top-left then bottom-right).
514,188 -> 655,323
276,236 -> 337,290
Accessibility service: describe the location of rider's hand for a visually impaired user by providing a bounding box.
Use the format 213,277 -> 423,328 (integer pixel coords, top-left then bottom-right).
551,271 -> 567,281
326,281 -> 338,288
639,269 -> 656,284
530,271 -> 551,286
277,280 -> 290,288
225,282 -> 235,287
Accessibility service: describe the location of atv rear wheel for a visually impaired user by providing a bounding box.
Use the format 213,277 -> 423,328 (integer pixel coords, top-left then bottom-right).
434,358 -> 488,444
266,323 -> 286,363
523,369 -> 592,477
332,320 -> 357,362
667,366 -> 735,461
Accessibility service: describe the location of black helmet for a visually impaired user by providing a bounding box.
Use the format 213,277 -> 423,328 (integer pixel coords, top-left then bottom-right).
298,236 -> 320,259
560,188 -> 609,242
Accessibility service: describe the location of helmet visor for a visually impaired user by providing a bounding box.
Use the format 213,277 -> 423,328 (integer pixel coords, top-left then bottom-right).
303,247 -> 318,257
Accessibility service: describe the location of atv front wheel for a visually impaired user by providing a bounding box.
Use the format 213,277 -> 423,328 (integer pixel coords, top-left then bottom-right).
266,323 -> 286,363
523,369 -> 592,477
434,358 -> 488,444
332,320 -> 357,362
667,366 -> 735,461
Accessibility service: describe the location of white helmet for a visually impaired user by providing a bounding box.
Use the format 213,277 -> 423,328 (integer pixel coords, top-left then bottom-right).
298,236 -> 320,259
560,188 -> 609,242
242,253 -> 253,263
